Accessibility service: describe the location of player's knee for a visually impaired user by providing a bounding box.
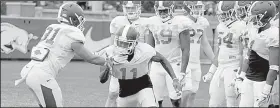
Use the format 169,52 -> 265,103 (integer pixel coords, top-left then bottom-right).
108,91 -> 119,100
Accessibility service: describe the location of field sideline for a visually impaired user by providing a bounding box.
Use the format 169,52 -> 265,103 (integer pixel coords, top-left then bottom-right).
1,60 -> 214,107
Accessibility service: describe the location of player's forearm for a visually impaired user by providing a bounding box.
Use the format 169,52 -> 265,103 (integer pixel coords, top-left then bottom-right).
181,49 -> 190,73
266,70 -> 278,86
160,59 -> 177,79
72,42 -> 106,66
202,44 -> 215,63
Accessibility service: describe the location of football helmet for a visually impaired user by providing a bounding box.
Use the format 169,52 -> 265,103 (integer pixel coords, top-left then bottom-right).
114,25 -> 139,55
248,1 -> 276,28
235,1 -> 253,21
57,2 -> 85,32
154,1 -> 175,22
183,1 -> 205,18
216,1 -> 236,25
122,1 -> 141,20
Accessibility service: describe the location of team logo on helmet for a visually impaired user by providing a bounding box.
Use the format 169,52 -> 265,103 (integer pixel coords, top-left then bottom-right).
57,2 -> 86,32
122,1 -> 141,20
154,1 -> 175,22
248,1 -> 276,28
114,25 -> 139,55
183,1 -> 205,18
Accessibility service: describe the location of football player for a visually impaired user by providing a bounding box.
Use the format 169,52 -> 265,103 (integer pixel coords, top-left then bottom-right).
98,25 -> 182,107
145,1 -> 191,107
1,23 -> 38,54
180,1 -> 216,107
232,0 -> 253,101
242,1 -> 278,107
14,3 -> 113,107
105,1 -> 149,107
202,1 -> 246,107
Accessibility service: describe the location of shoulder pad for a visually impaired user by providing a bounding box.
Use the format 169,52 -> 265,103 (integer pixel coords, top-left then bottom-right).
266,27 -> 279,47
197,17 -> 210,28
65,27 -> 85,44
138,43 -> 156,56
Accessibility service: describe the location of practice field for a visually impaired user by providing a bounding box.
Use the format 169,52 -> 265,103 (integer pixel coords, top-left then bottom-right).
1,60 -> 213,107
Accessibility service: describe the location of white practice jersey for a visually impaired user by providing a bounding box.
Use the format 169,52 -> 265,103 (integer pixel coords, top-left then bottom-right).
31,23 -> 85,77
251,26 -> 279,60
110,16 -> 148,43
146,16 -> 190,63
183,16 -> 210,63
99,43 -> 156,80
216,21 -> 246,64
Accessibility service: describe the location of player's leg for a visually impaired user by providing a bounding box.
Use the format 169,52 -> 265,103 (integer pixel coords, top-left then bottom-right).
253,81 -> 269,107
25,68 -> 63,107
181,63 -> 201,107
149,62 -> 167,107
116,92 -> 138,107
138,88 -> 158,107
239,77 -> 254,107
105,76 -> 119,107
208,66 -> 226,107
166,63 -> 182,107
223,65 -> 239,107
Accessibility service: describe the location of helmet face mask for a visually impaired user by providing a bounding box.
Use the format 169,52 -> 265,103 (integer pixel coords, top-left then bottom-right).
183,1 -> 205,18
113,25 -> 139,55
216,1 -> 237,25
235,1 -> 252,21
248,1 -> 276,28
57,3 -> 85,32
123,1 -> 141,20
154,1 -> 174,22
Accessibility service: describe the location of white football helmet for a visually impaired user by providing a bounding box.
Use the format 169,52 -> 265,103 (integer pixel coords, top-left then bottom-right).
216,1 -> 237,26
122,1 -> 141,21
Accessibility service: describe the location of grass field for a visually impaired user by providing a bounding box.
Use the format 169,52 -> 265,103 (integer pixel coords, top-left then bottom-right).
1,60 -> 213,107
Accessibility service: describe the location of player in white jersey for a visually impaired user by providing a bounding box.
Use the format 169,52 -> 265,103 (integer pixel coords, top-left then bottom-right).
98,25 -> 181,107
105,1 -> 149,107
179,1 -> 216,107
1,23 -> 38,54
202,1 -> 246,107
238,1 -> 278,107
145,1 -> 191,107
14,3 -> 113,107
231,1 -> 253,100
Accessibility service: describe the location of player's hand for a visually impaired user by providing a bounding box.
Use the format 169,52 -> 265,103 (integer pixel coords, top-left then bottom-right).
179,72 -> 186,87
202,72 -> 213,82
173,78 -> 182,94
255,92 -> 270,107
233,78 -> 243,95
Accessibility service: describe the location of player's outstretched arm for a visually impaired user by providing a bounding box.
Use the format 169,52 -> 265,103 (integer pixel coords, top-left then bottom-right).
71,42 -> 107,66
179,29 -> 191,74
201,30 -> 215,63
145,29 -> 155,48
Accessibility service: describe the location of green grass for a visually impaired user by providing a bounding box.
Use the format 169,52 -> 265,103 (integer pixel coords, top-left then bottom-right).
1,61 -> 212,107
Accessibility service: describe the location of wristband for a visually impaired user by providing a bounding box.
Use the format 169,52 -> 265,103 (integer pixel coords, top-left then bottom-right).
269,65 -> 279,72
263,84 -> 273,95
209,64 -> 217,73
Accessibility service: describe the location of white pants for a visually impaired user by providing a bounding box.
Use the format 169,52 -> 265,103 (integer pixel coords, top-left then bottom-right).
239,77 -> 268,107
184,62 -> 201,92
209,63 -> 239,107
25,66 -> 63,107
149,62 -> 192,100
109,76 -> 119,93
117,88 -> 158,107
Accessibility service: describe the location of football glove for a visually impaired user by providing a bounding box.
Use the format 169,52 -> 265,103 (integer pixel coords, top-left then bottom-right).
255,84 -> 272,107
